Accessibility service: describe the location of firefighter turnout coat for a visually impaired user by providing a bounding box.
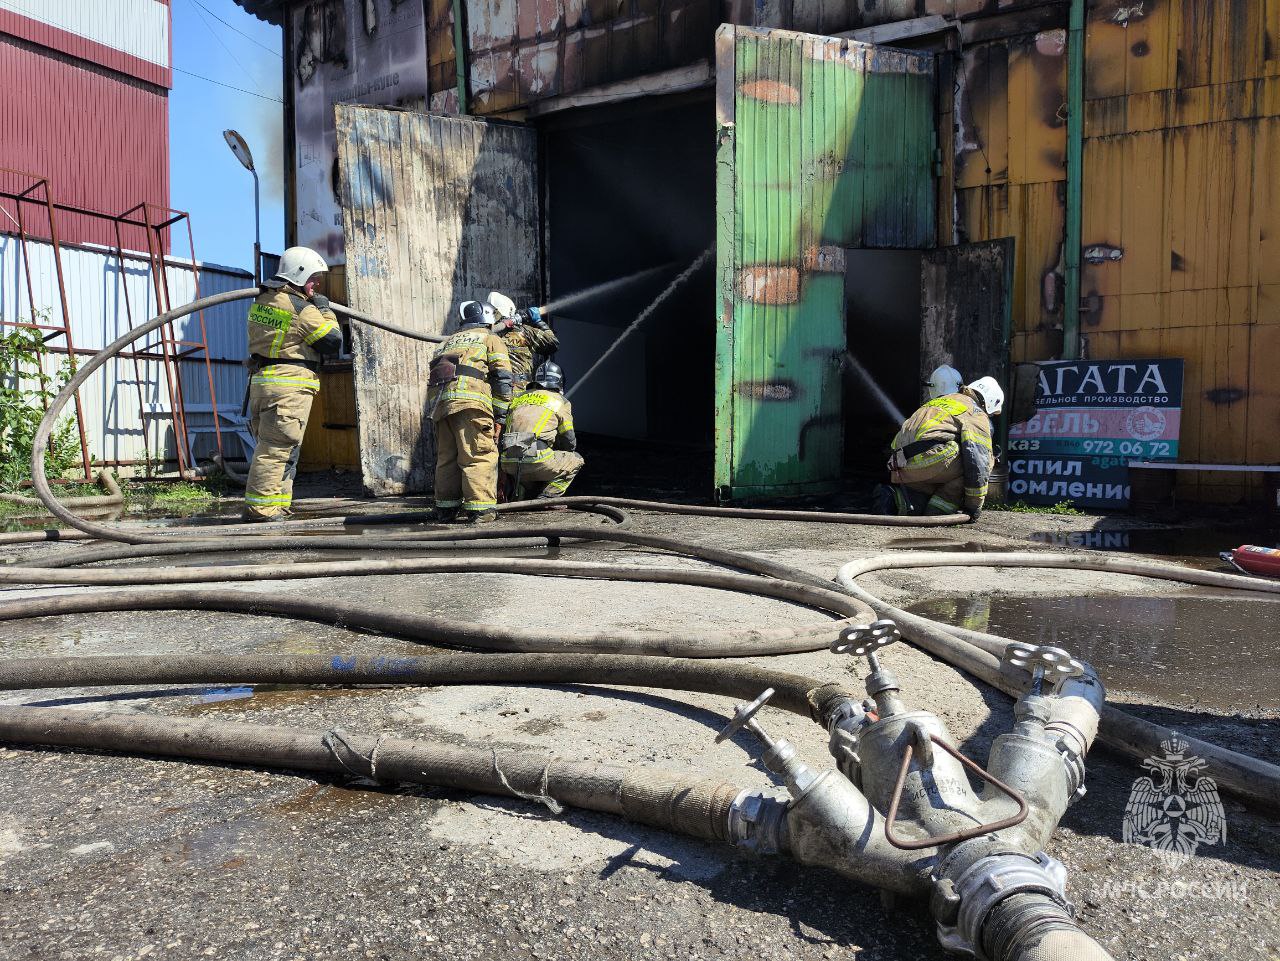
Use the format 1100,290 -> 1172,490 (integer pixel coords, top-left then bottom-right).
499,387 -> 583,498
888,389 -> 994,516
427,325 -> 513,513
243,285 -> 342,518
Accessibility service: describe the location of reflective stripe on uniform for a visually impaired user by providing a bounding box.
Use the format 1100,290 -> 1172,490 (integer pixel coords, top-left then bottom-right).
907,440 -> 958,469
252,374 -> 321,389
965,486 -> 988,499
435,386 -> 494,409
914,397 -> 969,435
435,498 -> 463,508
927,494 -> 959,514
541,476 -> 573,497
303,318 -> 339,345
961,429 -> 991,449
245,492 -> 292,507
463,500 -> 496,511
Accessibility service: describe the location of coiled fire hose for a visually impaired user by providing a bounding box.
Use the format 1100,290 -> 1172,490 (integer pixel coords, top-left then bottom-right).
4,287 -> 1278,959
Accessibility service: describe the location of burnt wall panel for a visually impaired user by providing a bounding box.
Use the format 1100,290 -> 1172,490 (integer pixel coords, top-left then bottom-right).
336,105 -> 538,495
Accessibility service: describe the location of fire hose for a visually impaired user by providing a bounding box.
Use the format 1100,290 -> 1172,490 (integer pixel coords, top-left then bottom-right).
6,287 -> 1279,958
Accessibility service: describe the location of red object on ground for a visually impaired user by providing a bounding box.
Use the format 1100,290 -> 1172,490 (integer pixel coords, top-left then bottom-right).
1220,545 -> 1280,578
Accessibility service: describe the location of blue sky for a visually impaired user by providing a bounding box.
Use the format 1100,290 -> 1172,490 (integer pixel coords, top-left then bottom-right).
169,0 -> 285,272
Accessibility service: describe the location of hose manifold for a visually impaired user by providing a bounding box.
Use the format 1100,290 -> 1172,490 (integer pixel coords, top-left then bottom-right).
933,852 -> 1071,959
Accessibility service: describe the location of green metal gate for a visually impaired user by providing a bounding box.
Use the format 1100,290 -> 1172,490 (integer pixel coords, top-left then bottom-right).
713,25 -> 936,502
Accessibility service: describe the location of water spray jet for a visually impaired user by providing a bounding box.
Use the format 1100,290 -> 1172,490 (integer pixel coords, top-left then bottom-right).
566,248 -> 713,399
537,261 -> 677,316
842,350 -> 906,424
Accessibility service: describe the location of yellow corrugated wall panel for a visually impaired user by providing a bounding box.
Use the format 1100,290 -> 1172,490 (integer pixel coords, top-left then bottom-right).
1011,33 -> 1067,185
1247,323 -> 1280,463
1081,134 -> 1124,299
957,42 -> 1010,188
1257,118 -> 1280,287
959,180 -> 1064,341
1120,130 -> 1171,295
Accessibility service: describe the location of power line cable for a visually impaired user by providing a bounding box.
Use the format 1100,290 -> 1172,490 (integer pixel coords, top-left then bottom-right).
173,66 -> 282,103
183,0 -> 275,100
187,0 -> 282,58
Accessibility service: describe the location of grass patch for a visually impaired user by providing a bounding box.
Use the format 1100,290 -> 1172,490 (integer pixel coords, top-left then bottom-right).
986,499 -> 1085,516
125,478 -> 225,511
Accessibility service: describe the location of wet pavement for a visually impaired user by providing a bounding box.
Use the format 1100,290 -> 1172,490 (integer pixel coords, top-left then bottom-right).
1028,524 -> 1280,567
907,592 -> 1280,714
2,501 -> 1279,960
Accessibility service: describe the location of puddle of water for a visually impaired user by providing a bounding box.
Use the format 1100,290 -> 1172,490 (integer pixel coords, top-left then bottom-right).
907,593 -> 1280,713
1028,526 -> 1279,567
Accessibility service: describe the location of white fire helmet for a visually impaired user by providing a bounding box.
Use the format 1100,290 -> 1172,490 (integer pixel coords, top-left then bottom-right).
926,365 -> 963,399
966,376 -> 1005,416
273,246 -> 328,287
487,291 -> 517,320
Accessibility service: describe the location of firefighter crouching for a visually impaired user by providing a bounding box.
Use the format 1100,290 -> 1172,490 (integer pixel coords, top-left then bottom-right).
499,361 -> 583,500
243,246 -> 342,521
887,376 -> 1004,520
428,301 -> 513,523
486,291 -> 559,389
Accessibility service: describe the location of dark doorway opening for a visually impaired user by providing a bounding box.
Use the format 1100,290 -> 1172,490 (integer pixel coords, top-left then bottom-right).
539,93 -> 715,497
843,249 -> 925,478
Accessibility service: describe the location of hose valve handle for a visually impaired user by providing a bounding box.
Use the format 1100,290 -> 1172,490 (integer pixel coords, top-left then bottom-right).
832,620 -> 907,715
1002,643 -> 1085,694
715,689 -> 818,798
831,619 -> 901,672
715,687 -> 777,749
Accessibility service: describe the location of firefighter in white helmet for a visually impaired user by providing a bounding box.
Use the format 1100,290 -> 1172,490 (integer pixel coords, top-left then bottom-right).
925,364 -> 963,399
887,376 -> 1003,520
486,291 -> 559,391
242,246 -> 342,520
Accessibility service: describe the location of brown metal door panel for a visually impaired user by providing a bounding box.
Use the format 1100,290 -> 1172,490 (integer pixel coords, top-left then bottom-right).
336,104 -> 539,495
919,237 -> 1015,408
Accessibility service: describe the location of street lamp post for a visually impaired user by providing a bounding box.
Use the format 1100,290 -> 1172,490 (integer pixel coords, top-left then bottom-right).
222,129 -> 261,283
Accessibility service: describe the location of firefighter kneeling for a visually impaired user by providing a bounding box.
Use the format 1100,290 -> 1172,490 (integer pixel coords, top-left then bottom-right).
499,361 -> 583,500
887,376 -> 1004,521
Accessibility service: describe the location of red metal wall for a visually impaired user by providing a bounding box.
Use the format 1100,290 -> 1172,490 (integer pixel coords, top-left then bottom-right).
0,32 -> 169,249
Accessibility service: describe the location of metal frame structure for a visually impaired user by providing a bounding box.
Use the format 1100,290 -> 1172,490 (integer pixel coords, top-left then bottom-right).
113,202 -> 224,477
0,168 -> 225,479
0,168 -> 94,481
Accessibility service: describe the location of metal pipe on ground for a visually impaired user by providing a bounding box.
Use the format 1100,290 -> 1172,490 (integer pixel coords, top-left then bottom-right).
0,469 -> 122,511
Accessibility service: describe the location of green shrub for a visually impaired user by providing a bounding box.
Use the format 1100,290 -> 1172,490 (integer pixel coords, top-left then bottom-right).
0,324 -> 84,492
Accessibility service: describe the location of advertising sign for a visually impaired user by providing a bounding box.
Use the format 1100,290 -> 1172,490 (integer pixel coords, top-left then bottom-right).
292,0 -> 429,264
1007,359 -> 1184,508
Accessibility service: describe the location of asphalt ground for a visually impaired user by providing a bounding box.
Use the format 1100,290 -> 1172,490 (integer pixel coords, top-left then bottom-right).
0,499 -> 1276,961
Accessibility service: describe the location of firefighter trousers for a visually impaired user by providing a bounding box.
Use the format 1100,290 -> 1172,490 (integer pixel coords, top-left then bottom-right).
891,451 -> 964,515
501,450 -> 584,499
245,382 -> 314,519
433,408 -> 498,513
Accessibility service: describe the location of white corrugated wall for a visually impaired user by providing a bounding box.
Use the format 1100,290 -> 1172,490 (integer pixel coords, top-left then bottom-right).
0,233 -> 253,469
